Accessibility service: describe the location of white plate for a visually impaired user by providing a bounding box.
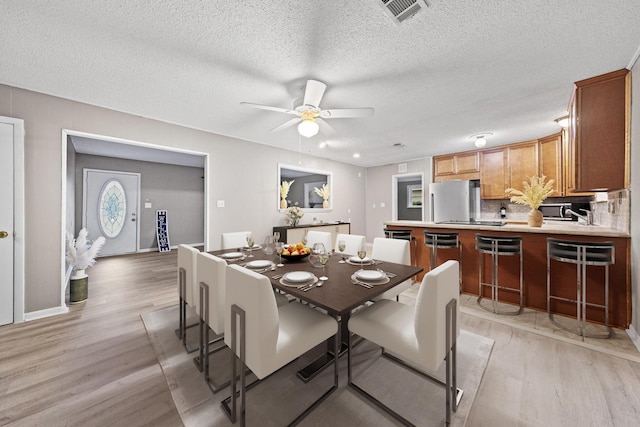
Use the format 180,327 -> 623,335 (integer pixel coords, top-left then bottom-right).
349,255 -> 371,263
246,260 -> 272,269
244,245 -> 261,250
355,270 -> 385,281
283,271 -> 314,283
221,252 -> 243,259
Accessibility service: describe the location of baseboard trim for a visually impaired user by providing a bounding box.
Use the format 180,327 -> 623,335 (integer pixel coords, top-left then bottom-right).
24,305 -> 69,322
627,324 -> 640,353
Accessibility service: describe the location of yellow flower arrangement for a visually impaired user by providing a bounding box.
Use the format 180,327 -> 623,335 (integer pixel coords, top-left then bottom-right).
505,175 -> 555,209
280,180 -> 294,199
313,184 -> 330,201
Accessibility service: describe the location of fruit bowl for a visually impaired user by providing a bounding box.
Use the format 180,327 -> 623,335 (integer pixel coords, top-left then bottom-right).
280,252 -> 310,261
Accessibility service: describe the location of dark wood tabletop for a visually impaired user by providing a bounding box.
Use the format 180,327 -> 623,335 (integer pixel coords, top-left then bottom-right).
209,247 -> 423,317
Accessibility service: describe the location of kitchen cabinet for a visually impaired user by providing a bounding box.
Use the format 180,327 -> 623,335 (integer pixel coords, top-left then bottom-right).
480,141 -> 538,199
567,68 -> 630,192
273,222 -> 350,246
538,132 -> 563,196
433,151 -> 480,182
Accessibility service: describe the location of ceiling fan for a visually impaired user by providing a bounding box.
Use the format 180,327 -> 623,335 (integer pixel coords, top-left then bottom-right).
241,80 -> 374,137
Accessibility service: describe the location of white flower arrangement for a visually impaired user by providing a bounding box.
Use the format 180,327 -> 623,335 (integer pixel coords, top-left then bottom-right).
65,228 -> 106,271
284,206 -> 304,227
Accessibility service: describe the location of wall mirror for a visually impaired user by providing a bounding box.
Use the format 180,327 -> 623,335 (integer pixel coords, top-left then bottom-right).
278,163 -> 332,211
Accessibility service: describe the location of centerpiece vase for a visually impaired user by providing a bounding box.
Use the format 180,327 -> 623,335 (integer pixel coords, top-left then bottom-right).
528,209 -> 543,227
291,218 -> 299,227
280,198 -> 287,209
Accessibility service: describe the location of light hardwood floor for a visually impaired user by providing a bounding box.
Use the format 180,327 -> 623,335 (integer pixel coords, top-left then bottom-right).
2,250 -> 640,426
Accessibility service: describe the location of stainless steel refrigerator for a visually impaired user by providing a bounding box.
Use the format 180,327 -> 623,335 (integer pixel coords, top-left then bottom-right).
429,180 -> 480,222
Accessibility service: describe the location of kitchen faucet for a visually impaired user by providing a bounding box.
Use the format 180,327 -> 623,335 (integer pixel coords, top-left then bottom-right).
566,208 -> 593,225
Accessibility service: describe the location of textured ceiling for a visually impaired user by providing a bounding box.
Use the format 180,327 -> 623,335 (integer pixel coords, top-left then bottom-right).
1,0 -> 640,167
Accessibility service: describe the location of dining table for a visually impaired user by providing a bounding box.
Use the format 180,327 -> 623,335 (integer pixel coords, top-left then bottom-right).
209,245 -> 423,382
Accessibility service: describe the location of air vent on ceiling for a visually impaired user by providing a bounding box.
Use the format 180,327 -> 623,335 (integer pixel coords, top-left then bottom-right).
378,0 -> 429,25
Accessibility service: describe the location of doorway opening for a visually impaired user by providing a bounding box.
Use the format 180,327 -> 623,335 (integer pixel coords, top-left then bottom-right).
392,173 -> 424,222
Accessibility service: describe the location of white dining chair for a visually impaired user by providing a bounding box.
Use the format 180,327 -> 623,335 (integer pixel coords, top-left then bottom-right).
371,237 -> 413,301
334,233 -> 366,256
222,264 -> 338,426
221,231 -> 251,250
348,260 -> 462,425
177,244 -> 199,353
306,230 -> 333,252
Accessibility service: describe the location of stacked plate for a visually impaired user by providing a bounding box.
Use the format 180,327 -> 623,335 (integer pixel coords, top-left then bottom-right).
348,255 -> 374,265
245,260 -> 272,269
352,269 -> 390,286
220,252 -> 244,260
280,271 -> 317,287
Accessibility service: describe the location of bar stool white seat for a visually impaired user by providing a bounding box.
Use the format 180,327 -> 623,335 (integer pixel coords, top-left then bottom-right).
547,238 -> 614,339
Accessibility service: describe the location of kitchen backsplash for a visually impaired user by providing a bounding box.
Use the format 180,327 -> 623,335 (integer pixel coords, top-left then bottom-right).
480,189 -> 630,233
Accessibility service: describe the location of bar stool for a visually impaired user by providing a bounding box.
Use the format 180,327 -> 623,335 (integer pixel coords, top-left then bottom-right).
476,234 -> 523,315
423,231 -> 462,291
383,228 -> 418,267
547,238 -> 614,339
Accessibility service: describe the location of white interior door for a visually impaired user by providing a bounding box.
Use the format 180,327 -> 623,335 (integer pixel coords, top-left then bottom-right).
0,122 -> 14,325
83,169 -> 140,257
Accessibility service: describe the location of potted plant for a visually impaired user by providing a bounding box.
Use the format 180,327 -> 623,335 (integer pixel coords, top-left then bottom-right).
65,228 -> 106,303
505,175 -> 555,227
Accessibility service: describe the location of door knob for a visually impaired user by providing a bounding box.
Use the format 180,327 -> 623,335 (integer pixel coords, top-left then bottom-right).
0,231 -> 8,238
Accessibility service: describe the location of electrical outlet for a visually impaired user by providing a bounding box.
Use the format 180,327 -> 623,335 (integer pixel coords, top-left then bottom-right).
217,200 -> 225,208
380,202 -> 386,208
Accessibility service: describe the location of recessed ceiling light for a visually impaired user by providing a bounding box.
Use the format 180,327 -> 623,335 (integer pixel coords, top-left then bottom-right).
353,153 -> 360,158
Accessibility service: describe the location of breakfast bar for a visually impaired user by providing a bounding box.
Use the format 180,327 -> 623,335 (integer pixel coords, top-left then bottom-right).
384,221 -> 631,329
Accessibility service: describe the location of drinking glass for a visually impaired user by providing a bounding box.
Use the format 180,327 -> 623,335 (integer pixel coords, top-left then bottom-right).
337,239 -> 346,263
301,229 -> 309,246
318,247 -> 329,281
246,232 -> 255,258
262,235 -> 274,255
275,242 -> 284,267
273,231 -> 280,243
357,242 -> 367,270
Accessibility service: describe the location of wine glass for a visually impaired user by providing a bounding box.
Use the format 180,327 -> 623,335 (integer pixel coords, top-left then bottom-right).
318,247 -> 329,281
275,242 -> 284,267
273,231 -> 280,243
301,229 -> 309,246
357,242 -> 367,270
337,239 -> 346,263
246,232 -> 255,258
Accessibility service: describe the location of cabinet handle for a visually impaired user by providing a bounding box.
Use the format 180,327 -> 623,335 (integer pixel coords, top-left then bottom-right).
0,231 -> 9,238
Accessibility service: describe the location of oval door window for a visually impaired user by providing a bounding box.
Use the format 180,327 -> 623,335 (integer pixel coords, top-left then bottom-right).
99,179 -> 127,238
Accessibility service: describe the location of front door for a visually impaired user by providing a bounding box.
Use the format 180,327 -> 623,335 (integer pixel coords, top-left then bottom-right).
83,169 -> 140,257
0,121 -> 15,325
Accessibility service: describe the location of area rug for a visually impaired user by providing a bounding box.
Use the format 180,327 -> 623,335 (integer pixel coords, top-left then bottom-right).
142,305 -> 494,426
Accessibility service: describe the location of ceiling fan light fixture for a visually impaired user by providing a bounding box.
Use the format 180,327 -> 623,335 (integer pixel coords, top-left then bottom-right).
298,118 -> 319,138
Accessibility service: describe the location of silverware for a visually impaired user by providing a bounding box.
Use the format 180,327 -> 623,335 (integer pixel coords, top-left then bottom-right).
302,281 -> 323,292
298,280 -> 319,291
271,274 -> 283,280
256,265 -> 276,274
351,279 -> 372,289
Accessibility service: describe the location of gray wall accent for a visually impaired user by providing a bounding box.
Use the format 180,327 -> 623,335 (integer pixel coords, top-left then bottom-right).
0,84 -> 366,314
74,154 -> 205,250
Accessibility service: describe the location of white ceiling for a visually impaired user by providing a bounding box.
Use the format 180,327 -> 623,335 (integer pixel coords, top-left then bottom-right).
2,1 -> 640,167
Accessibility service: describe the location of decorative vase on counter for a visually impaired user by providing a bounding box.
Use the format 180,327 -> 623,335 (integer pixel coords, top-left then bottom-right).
528,209 -> 543,227
291,218 -> 299,227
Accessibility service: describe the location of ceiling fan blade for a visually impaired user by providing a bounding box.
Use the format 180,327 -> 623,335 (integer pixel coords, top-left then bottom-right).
320,107 -> 375,119
303,80 -> 327,107
316,118 -> 336,136
240,102 -> 297,115
269,117 -> 301,133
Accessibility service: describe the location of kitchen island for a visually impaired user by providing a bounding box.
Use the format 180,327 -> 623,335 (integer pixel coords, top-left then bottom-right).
384,221 -> 630,329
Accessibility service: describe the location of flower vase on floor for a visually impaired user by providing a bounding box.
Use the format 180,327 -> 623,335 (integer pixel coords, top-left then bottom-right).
70,269 -> 89,303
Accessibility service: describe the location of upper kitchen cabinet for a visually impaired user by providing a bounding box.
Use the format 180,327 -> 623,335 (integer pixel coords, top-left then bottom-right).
480,140 -> 538,199
433,151 -> 480,182
567,68 -> 630,192
538,132 -> 563,196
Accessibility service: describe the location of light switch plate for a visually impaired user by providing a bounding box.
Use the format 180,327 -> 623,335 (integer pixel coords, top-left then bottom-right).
144,202 -> 152,208
217,200 -> 225,208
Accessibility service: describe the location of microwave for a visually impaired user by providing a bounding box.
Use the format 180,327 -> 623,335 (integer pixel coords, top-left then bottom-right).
539,203 -> 573,221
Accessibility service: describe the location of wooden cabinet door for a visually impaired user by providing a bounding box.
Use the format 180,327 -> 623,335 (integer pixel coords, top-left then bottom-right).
480,148 -> 507,199
456,152 -> 480,174
538,133 -> 563,196
434,155 -> 456,177
508,141 -> 539,191
571,69 -> 630,191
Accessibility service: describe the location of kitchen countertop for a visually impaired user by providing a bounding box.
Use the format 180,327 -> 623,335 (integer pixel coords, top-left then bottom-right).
384,220 -> 630,238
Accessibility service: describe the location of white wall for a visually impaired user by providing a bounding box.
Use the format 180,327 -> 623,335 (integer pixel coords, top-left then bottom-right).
0,84 -> 366,314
